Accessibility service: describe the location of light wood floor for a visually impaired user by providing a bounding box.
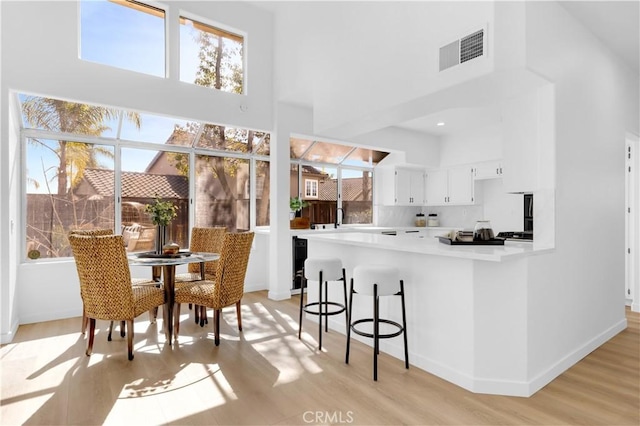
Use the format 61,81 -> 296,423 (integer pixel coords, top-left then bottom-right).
1,291 -> 638,425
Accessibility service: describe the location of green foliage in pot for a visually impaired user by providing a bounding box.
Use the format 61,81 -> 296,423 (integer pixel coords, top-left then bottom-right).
144,196 -> 178,226
289,196 -> 308,212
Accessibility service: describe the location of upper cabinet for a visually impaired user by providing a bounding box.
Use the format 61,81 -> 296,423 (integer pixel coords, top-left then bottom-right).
378,167 -> 425,206
425,166 -> 474,206
474,160 -> 503,180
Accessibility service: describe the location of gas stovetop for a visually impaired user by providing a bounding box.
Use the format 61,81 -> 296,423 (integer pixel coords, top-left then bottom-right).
496,231 -> 533,241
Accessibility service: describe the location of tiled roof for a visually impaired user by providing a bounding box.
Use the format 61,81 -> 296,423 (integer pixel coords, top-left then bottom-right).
317,177 -> 367,201
81,168 -> 189,199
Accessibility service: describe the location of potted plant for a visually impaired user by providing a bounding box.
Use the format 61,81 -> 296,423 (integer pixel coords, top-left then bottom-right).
144,196 -> 178,253
289,196 -> 310,229
289,196 -> 308,219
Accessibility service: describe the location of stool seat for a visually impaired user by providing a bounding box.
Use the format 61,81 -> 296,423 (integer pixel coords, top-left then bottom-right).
304,257 -> 343,281
298,257 -> 349,350
353,265 -> 400,296
346,264 -> 409,381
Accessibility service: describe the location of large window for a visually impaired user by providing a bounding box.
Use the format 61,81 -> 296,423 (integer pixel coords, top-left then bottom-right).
180,16 -> 244,94
290,138 -> 387,226
19,94 -> 268,260
80,1 -> 246,95
25,139 -> 115,259
194,154 -> 249,232
80,0 -> 166,77
121,147 -> 190,251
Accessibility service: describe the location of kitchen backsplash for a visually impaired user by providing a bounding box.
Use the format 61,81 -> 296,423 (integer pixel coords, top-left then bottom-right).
375,180 -> 524,231
375,205 -> 483,229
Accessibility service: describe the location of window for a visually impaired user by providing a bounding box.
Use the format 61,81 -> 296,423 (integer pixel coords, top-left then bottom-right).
121,147 -> 190,251
80,0 -> 166,78
290,137 -> 386,226
255,160 -> 270,226
180,16 -> 244,94
342,169 -> 373,224
194,155 -> 249,232
25,138 -> 115,259
19,94 -> 269,260
305,179 -> 318,198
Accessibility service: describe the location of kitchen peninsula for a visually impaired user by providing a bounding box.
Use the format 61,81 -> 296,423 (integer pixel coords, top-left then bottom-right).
304,232 -> 555,396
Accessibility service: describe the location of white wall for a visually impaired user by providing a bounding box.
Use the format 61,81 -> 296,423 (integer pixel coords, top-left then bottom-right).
439,124 -> 502,167
524,1 -> 638,384
0,1 -> 273,336
272,1 -> 496,138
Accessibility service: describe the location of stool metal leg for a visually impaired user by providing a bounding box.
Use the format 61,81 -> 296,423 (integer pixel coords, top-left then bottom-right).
324,274 -> 329,333
373,283 -> 379,381
345,277 -> 355,364
400,280 -> 409,369
342,268 -> 349,336
298,270 -> 306,339
318,270 -> 323,350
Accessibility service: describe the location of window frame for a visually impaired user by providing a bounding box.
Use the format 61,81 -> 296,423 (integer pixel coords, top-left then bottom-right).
18,94 -> 269,262
178,10 -> 248,95
304,179 -> 318,199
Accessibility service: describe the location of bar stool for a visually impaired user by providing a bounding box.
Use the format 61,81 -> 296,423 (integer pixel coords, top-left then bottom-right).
345,264 -> 409,381
298,257 -> 348,350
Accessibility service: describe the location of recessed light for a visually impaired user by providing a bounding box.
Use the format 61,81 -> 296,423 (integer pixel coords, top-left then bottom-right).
436,122 -> 445,126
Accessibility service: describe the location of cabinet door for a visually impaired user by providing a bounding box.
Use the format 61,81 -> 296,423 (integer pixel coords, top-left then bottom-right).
395,169 -> 412,205
474,160 -> 502,180
409,170 -> 425,204
448,167 -> 474,204
425,169 -> 448,206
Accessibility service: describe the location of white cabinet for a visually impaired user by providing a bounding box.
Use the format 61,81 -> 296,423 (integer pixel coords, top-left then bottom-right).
425,167 -> 475,206
424,169 -> 448,205
395,168 -> 424,205
378,167 -> 425,206
474,160 -> 503,180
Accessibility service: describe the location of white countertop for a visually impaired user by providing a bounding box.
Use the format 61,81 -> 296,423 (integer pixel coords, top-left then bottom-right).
254,225 -> 457,236
303,232 -> 552,262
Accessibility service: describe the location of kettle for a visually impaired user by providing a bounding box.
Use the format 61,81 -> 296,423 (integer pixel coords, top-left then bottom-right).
473,220 -> 495,241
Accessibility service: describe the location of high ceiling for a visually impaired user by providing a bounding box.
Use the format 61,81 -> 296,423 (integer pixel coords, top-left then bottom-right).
251,1 -> 639,138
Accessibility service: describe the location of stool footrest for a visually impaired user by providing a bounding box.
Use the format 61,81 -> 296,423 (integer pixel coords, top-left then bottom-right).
351,318 -> 404,339
303,301 -> 347,316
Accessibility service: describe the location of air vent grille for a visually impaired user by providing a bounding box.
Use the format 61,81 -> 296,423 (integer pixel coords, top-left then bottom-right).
460,30 -> 484,63
438,27 -> 485,72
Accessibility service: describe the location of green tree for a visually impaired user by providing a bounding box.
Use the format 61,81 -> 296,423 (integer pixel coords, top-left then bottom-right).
21,96 -> 141,194
167,27 -> 272,226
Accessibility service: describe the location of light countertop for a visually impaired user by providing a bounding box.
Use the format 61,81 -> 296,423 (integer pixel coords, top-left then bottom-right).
303,232 -> 552,262
254,226 -> 457,236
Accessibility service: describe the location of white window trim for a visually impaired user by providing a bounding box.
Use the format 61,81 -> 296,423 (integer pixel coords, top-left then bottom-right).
304,179 -> 318,199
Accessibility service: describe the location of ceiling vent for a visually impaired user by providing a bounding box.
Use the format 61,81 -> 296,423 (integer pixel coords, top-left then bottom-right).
439,28 -> 485,72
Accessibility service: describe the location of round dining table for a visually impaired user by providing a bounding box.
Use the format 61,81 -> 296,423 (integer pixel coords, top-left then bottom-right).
128,251 -> 220,346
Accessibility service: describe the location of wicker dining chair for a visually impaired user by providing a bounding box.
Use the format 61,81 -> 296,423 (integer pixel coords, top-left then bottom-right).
173,232 -> 254,346
69,228 -> 159,340
174,227 -> 226,325
68,228 -> 114,335
69,234 -> 165,360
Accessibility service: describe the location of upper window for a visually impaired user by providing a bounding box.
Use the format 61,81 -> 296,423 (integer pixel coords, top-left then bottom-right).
290,138 -> 389,166
305,179 -> 318,199
180,16 -> 244,94
80,0 -> 166,78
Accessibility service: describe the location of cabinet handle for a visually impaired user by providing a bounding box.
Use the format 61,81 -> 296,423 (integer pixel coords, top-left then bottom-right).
496,168 -> 499,174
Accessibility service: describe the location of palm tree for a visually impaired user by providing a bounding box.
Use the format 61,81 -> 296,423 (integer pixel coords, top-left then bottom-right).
21,96 -> 141,194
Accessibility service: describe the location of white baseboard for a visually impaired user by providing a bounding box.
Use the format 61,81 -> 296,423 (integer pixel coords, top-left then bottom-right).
526,318 -> 628,395
0,317 -> 20,344
323,316 -> 628,397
